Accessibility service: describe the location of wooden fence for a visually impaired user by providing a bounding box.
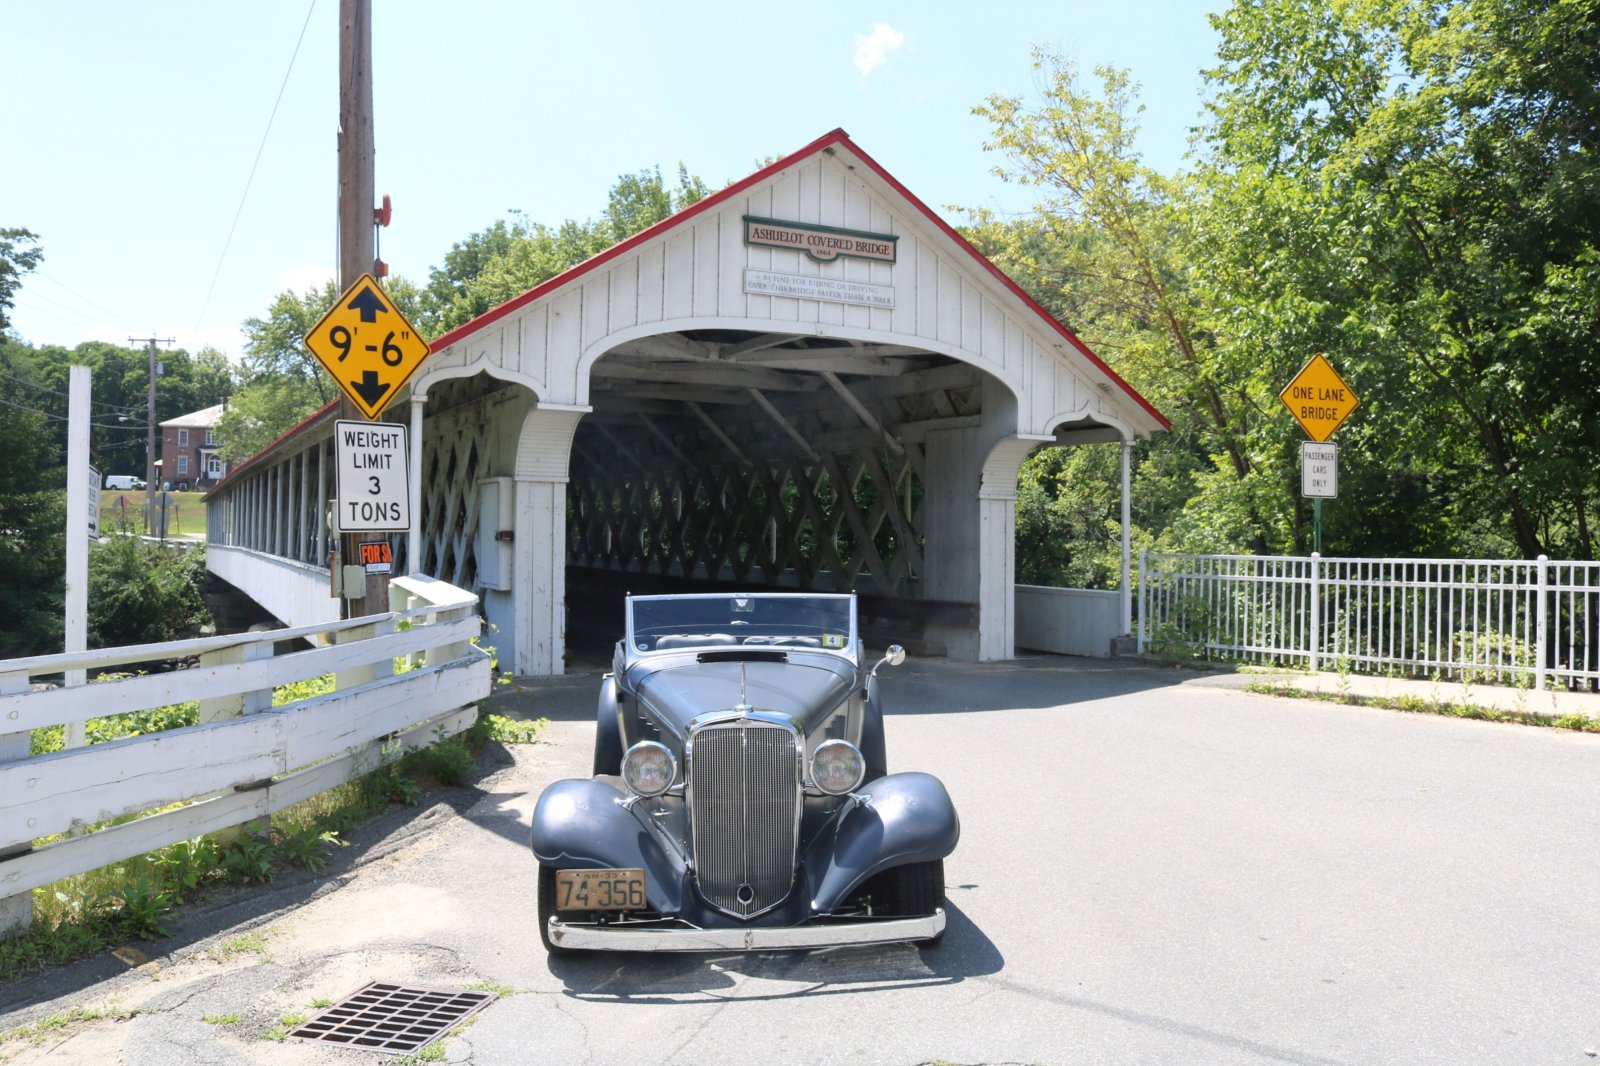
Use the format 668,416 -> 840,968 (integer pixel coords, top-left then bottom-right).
0,574 -> 491,937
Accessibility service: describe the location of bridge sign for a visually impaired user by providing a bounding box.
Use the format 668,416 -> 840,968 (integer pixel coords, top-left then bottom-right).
334,420 -> 410,532
305,274 -> 432,420
1279,353 -> 1359,442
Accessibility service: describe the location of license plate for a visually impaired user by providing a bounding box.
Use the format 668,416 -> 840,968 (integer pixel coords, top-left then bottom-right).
555,868 -> 648,911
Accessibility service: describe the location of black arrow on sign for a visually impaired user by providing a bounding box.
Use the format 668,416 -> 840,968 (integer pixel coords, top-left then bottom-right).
346,286 -> 389,323
350,371 -> 391,408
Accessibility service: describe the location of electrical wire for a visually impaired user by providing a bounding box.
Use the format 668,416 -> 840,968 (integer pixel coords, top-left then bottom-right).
193,0 -> 320,332
33,270 -> 140,331
0,369 -> 146,415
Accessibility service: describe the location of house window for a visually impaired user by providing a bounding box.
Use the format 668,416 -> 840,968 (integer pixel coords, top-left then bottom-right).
176,455 -> 189,476
207,456 -> 224,478
177,429 -> 189,446
205,429 -> 216,446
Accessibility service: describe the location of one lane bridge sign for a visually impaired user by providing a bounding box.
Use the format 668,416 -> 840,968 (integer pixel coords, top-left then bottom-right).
1279,353 -> 1359,443
335,420 -> 410,532
305,274 -> 432,420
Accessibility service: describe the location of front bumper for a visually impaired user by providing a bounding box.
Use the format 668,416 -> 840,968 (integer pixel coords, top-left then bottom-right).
547,908 -> 945,952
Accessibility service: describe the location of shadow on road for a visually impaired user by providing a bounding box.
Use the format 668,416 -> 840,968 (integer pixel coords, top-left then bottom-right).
551,899 -> 1002,1003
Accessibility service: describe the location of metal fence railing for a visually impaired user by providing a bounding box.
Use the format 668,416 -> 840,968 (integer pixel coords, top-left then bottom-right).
1138,552 -> 1600,690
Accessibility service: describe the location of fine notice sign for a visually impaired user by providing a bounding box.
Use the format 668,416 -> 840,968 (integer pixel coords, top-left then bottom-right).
1301,442 -> 1338,499
1280,354 -> 1360,443
335,420 -> 410,532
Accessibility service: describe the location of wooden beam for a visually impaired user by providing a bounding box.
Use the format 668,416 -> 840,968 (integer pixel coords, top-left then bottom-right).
721,333 -> 806,359
593,361 -> 816,393
748,389 -> 822,464
591,381 -> 751,406
688,402 -> 753,468
638,413 -> 693,467
821,371 -> 905,456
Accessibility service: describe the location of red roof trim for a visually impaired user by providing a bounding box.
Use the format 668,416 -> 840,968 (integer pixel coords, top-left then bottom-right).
831,135 -> 1170,431
428,128 -> 858,353
430,126 -> 1168,432
226,129 -> 1167,488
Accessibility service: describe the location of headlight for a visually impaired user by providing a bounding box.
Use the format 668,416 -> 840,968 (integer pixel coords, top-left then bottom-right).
621,741 -> 676,798
810,739 -> 865,795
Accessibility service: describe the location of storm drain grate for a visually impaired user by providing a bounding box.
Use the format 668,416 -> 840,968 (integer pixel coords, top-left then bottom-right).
288,981 -> 496,1055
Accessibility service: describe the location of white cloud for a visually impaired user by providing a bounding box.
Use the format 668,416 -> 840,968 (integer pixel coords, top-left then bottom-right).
853,22 -> 905,81
277,262 -> 336,296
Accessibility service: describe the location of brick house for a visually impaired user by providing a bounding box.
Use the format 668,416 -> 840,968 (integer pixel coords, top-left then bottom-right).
158,403 -> 228,490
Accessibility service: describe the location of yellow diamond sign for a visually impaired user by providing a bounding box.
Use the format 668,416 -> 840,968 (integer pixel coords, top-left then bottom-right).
304,274 -> 432,420
1279,353 -> 1359,443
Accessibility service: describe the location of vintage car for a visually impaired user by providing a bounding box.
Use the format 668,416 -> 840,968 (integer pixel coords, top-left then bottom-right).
530,592 -> 960,953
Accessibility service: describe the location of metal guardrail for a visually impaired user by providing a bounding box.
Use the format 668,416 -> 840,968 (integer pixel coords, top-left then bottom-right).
0,575 -> 490,938
1138,552 -> 1600,690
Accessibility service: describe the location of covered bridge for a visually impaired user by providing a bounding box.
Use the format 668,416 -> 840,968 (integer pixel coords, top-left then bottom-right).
206,129 -> 1168,675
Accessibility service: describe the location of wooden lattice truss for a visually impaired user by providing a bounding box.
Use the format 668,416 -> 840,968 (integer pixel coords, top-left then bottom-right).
414,377 -> 507,591
570,331 -> 985,596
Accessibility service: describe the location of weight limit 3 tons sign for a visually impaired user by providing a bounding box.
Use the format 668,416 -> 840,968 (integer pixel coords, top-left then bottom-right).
335,420 -> 410,532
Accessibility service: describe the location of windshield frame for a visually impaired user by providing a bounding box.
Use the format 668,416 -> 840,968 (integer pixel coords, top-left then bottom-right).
624,592 -> 859,664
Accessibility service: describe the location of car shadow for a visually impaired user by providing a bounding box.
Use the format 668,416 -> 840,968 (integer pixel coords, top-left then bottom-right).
550,900 -> 1002,1003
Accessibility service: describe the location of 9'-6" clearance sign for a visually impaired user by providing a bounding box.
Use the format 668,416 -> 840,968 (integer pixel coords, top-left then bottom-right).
335,420 -> 410,532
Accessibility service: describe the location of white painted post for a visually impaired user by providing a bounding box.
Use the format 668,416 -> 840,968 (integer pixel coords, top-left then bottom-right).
1120,439 -> 1133,636
0,669 -> 32,938
1137,549 -> 1148,655
196,636 -> 276,841
1535,554 -> 1548,692
63,366 -> 93,749
334,618 -> 395,691
408,397 -> 424,574
1309,552 -> 1322,673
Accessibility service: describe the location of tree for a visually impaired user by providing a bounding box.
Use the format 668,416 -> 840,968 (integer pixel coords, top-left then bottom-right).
419,165 -> 712,335
0,228 -> 42,333
1199,0 -> 1600,558
0,344 -> 64,656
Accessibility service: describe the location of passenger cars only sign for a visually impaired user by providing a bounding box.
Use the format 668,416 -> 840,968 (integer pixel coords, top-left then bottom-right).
335,420 -> 410,532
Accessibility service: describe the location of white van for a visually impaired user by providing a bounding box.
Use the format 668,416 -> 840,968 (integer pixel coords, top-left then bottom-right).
104,475 -> 146,490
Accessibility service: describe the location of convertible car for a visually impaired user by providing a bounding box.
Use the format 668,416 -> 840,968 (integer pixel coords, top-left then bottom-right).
530,592 -> 960,953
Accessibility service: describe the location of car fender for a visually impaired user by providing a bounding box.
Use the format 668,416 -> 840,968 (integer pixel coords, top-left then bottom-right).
593,675 -> 624,776
803,771 -> 960,913
529,778 -> 687,913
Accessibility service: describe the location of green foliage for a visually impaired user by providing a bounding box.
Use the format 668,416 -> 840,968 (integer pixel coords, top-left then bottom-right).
0,347 -> 66,655
474,713 -> 548,745
151,836 -> 219,903
86,531 -> 211,647
272,820 -> 342,873
220,836 -> 275,885
409,733 -> 476,787
102,876 -> 173,940
418,165 -> 711,335
0,228 -> 43,332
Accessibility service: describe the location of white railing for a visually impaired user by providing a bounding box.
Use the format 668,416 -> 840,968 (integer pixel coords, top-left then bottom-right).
0,575 -> 491,936
1138,552 -> 1600,689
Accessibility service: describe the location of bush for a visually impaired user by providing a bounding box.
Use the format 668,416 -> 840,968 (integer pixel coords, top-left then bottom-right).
87,528 -> 211,647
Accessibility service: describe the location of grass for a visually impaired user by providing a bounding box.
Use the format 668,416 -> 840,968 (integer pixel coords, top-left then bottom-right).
1244,680 -> 1600,733
2,699 -> 549,984
0,1004 -> 132,1047
96,488 -> 208,537
201,1013 -> 241,1025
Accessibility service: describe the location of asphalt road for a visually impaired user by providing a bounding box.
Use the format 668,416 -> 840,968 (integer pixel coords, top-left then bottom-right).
3,657 -> 1598,1065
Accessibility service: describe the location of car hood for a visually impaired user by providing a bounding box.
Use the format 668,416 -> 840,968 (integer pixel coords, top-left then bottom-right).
627,655 -> 856,742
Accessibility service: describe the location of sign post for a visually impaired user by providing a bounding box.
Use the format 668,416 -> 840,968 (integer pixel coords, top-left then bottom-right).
1280,354 -> 1359,553
305,274 -> 431,614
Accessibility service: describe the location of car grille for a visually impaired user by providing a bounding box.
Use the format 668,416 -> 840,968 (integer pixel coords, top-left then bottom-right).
688,720 -> 801,917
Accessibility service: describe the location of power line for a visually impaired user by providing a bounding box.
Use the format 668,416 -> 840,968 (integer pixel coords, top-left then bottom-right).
0,368 -> 146,415
193,0 -> 320,332
34,270 -> 140,330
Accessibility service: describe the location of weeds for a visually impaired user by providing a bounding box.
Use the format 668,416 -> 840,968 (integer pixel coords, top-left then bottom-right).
1245,681 -> 1600,733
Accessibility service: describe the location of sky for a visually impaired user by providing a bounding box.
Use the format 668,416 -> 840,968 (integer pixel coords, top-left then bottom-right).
4,1 -> 1222,364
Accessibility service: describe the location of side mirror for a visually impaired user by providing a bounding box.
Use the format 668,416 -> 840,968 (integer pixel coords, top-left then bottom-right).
870,644 -> 906,678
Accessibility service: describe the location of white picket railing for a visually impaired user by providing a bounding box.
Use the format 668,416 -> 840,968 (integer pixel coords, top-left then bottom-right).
1138,552 -> 1600,689
0,574 -> 491,936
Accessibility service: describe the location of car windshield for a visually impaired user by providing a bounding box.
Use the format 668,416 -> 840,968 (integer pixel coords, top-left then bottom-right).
627,593 -> 856,659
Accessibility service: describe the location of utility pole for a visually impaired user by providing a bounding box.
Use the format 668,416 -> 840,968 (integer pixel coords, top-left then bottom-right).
337,0 -> 385,619
129,335 -> 174,535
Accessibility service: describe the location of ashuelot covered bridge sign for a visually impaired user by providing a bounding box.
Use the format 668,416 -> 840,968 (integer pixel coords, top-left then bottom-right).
205,129 -> 1168,675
